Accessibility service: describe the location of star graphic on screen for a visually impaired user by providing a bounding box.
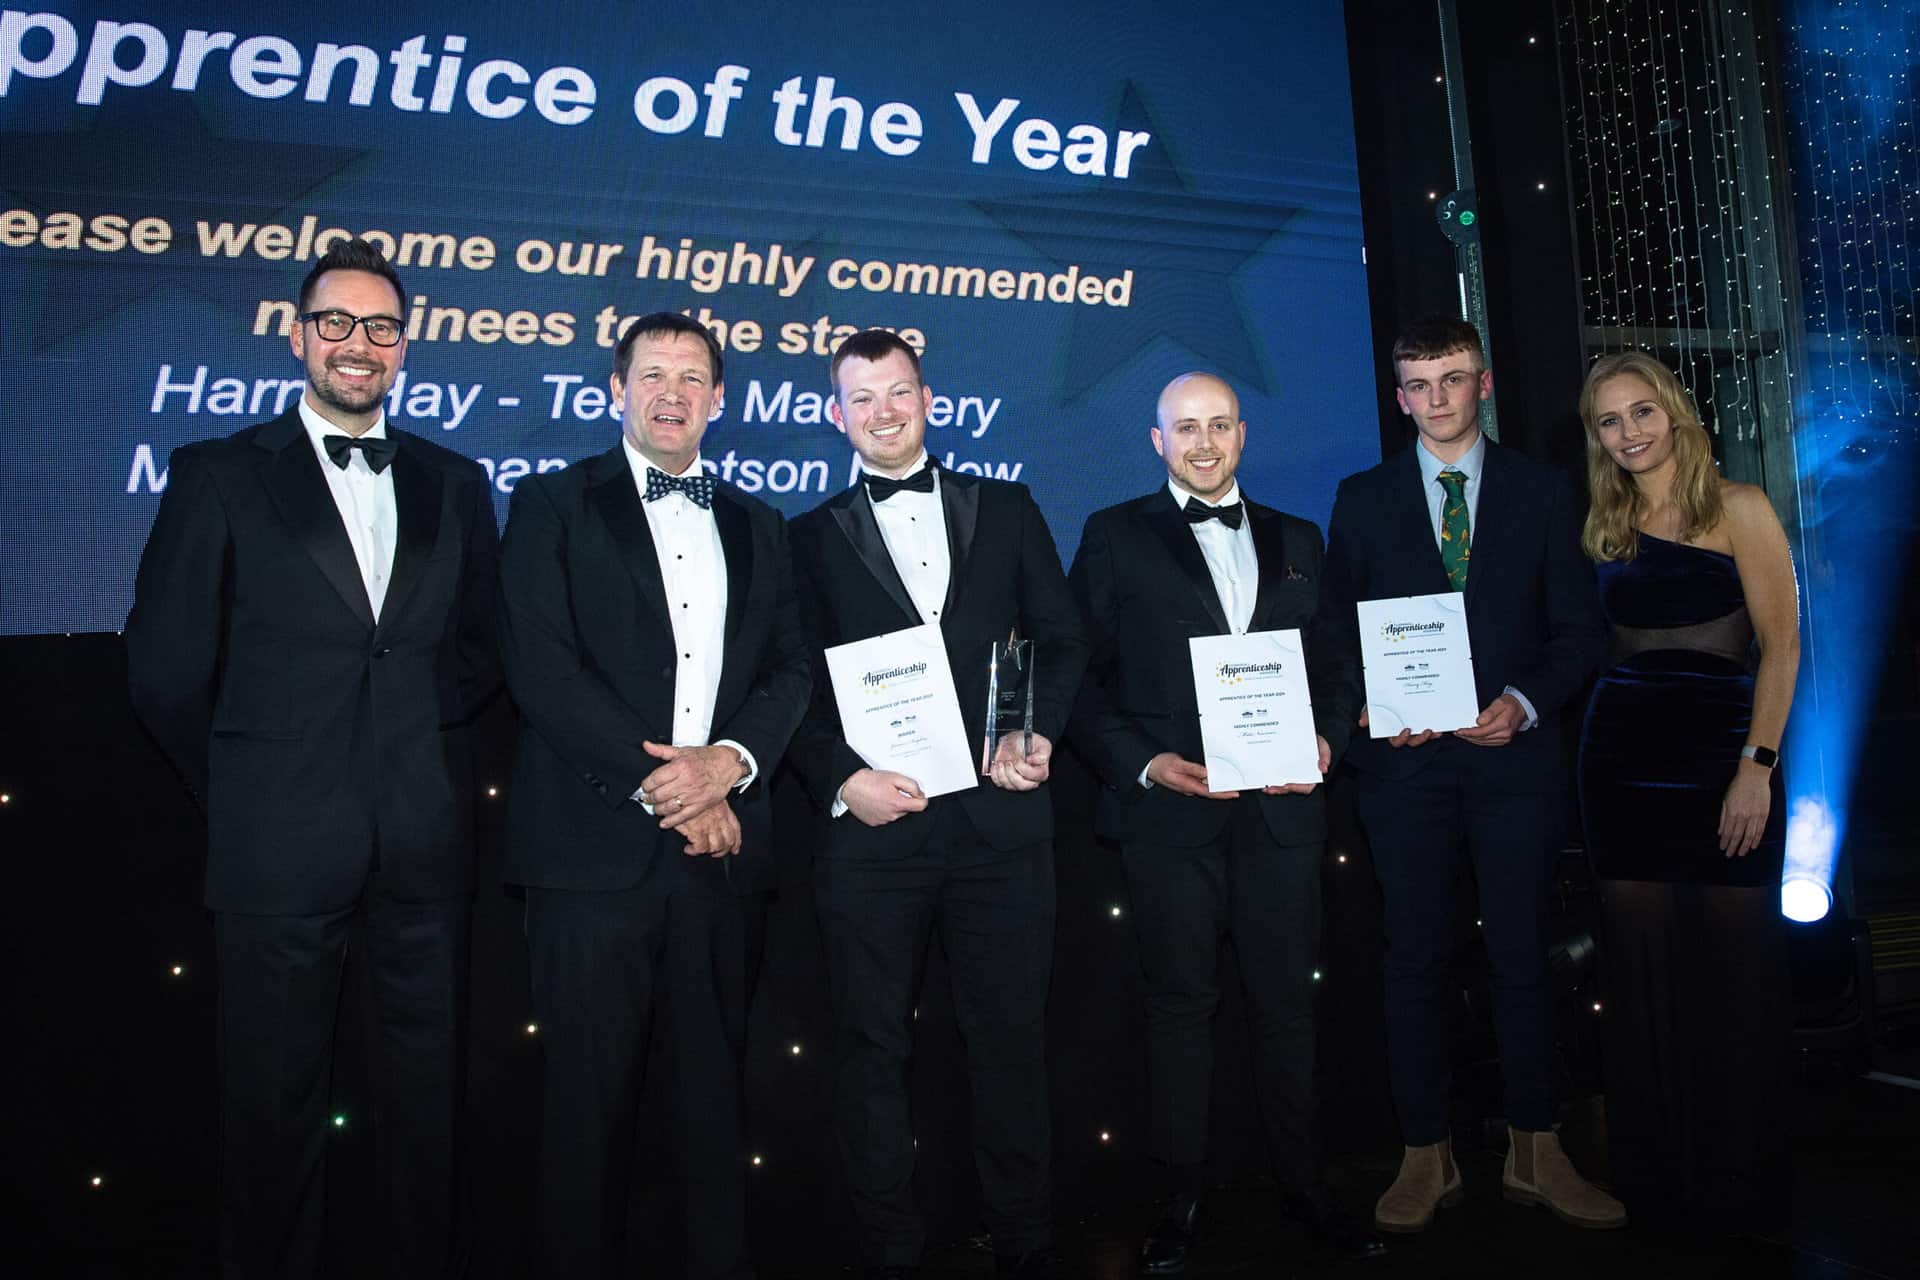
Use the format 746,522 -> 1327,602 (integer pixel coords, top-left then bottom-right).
967,81 -> 1310,401
2,101 -> 371,354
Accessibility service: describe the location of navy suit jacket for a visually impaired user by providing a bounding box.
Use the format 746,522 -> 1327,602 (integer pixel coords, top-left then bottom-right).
126,408 -> 501,913
496,445 -> 811,896
788,469 -> 1089,859
1319,438 -> 1605,784
1068,487 -> 1359,847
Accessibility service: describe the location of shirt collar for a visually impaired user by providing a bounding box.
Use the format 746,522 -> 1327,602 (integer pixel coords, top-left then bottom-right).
623,437 -> 706,494
1167,477 -> 1243,509
1416,432 -> 1485,485
299,396 -> 388,455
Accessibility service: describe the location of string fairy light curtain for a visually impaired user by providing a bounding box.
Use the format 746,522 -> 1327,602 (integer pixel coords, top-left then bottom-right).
1557,0 -> 1796,445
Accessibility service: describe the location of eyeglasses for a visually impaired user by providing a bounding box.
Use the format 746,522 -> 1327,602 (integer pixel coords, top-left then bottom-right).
300,310 -> 404,347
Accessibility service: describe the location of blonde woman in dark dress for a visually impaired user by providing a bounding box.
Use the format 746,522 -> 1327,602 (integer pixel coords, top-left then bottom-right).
1575,352 -> 1800,1227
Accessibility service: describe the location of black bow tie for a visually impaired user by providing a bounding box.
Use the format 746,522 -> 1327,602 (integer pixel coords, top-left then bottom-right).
1184,497 -> 1244,530
864,464 -> 937,502
323,433 -> 397,474
644,467 -> 715,509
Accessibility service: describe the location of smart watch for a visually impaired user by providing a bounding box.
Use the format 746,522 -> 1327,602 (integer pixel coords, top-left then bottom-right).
1740,745 -> 1779,769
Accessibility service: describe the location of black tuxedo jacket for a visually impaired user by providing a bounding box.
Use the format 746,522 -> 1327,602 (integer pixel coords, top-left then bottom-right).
126,408 -> 501,914
1068,488 -> 1359,848
788,470 -> 1089,858
1319,439 -> 1605,783
496,445 -> 810,896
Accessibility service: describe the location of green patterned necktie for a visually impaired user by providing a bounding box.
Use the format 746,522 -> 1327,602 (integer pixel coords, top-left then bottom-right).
1437,469 -> 1471,590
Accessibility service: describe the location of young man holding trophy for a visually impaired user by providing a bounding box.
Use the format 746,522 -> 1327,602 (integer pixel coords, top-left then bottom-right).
788,330 -> 1088,1280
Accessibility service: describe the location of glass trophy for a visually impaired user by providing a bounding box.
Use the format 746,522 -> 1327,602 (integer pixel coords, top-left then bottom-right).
981,628 -> 1035,774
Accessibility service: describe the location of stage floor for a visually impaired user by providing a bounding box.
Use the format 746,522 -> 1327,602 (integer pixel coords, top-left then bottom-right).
788,1073 -> 1919,1279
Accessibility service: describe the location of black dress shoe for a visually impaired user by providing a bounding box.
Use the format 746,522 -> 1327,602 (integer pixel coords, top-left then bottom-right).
1282,1185 -> 1388,1259
996,1246 -> 1058,1277
1141,1193 -> 1204,1274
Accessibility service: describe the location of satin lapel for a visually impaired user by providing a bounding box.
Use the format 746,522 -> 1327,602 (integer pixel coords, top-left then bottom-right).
1247,502 -> 1288,629
258,416 -> 374,628
713,489 -> 752,644
938,470 -> 979,617
591,452 -> 671,625
829,491 -> 921,623
378,441 -> 444,629
1464,442 -> 1508,610
1143,490 -> 1230,634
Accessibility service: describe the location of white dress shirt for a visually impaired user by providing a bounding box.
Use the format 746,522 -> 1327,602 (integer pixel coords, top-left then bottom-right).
1139,478 -> 1260,789
621,442 -> 757,804
833,451 -> 950,818
1412,433 -> 1538,729
864,452 -> 950,625
1169,478 -> 1258,636
300,398 -> 398,622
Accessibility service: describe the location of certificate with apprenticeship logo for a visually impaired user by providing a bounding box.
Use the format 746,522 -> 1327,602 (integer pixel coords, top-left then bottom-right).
1356,592 -> 1480,737
1188,630 -> 1323,791
824,623 -> 979,799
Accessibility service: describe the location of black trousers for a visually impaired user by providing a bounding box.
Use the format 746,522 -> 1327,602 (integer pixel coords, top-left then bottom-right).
524,871 -> 764,1280
1357,747 -> 1558,1144
1121,797 -> 1323,1195
213,873 -> 469,1280
814,802 -> 1056,1267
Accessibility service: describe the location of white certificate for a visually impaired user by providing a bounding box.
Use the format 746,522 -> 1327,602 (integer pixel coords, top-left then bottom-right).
1189,629 -> 1323,791
824,623 -> 979,799
1356,592 -> 1480,737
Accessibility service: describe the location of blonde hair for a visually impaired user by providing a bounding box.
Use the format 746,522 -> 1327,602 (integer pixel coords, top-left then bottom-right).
1579,352 -> 1724,561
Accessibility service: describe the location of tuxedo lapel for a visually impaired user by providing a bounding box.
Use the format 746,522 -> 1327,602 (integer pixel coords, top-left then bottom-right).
378,439 -> 444,629
713,489 -> 752,644
938,470 -> 979,617
590,449 -> 671,625
829,490 -> 921,623
1143,490 -> 1230,634
256,414 -> 374,629
1247,502 -> 1289,629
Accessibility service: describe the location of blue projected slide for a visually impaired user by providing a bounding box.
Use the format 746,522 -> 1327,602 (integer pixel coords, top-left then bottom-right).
0,2 -> 1379,635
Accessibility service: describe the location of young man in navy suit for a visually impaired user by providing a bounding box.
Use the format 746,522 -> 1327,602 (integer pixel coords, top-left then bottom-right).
1319,316 -> 1622,1232
1069,373 -> 1383,1270
788,330 -> 1088,1279
127,239 -> 500,1278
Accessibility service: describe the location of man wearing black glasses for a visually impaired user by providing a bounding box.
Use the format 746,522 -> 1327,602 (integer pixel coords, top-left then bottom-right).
127,237 -> 500,1279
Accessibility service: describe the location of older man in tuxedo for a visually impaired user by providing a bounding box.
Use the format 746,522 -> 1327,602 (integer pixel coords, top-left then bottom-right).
788,329 -> 1088,1279
496,311 -> 811,1279
1069,372 -> 1380,1270
127,237 -> 500,1278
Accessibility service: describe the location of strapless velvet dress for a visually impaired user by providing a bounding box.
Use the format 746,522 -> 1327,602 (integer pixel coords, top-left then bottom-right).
1578,533 -> 1792,1225
1578,533 -> 1784,885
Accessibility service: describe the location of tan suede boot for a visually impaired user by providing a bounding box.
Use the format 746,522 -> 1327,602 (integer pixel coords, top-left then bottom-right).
1503,1126 -> 1628,1228
1373,1138 -> 1464,1233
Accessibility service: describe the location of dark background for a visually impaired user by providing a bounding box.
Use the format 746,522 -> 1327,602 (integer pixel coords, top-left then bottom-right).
7,0 -> 1919,1275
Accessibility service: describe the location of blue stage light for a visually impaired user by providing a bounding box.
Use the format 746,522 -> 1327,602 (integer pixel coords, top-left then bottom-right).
1776,0 -> 1920,919
1780,875 -> 1833,925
